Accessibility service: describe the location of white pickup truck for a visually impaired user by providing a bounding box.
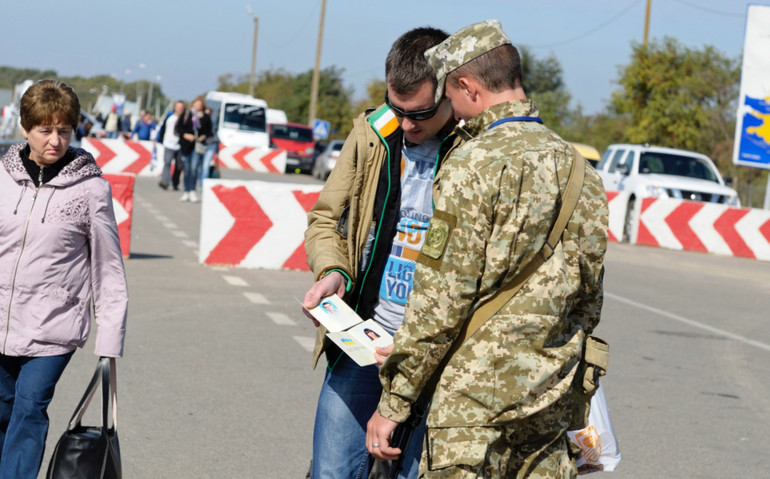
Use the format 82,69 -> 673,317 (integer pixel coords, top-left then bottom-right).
595,144 -> 740,242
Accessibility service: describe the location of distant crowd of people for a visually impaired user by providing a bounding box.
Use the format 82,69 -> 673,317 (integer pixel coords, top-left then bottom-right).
76,98 -> 219,204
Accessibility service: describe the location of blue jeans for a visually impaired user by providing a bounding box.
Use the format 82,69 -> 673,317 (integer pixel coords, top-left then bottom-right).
312,352 -> 424,479
198,143 -> 218,189
0,352 -> 74,479
182,150 -> 203,193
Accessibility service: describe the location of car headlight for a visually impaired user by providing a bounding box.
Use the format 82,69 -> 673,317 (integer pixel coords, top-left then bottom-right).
725,194 -> 740,207
305,146 -> 314,155
645,185 -> 669,198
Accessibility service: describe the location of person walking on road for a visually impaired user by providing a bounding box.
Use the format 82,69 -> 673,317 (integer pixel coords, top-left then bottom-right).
365,20 -> 609,478
302,27 -> 461,479
132,110 -> 157,140
156,100 -> 185,190
103,104 -> 121,139
0,79 -> 129,479
175,97 -> 211,203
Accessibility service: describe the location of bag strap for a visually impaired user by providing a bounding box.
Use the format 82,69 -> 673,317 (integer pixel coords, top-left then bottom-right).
450,150 -> 585,350
66,358 -> 118,432
415,151 -> 586,407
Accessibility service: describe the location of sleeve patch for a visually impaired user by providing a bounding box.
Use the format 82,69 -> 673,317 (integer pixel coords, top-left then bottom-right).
418,209 -> 456,268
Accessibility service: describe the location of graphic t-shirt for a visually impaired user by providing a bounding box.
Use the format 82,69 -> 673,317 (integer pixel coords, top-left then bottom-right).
372,137 -> 440,334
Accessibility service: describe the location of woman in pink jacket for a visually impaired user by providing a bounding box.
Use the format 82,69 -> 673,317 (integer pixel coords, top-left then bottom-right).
0,80 -> 128,479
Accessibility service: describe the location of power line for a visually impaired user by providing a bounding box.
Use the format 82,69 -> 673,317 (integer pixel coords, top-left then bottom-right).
527,0 -> 643,49
670,0 -> 745,18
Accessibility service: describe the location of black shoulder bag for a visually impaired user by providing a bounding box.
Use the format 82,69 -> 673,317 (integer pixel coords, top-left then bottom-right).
46,357 -> 121,479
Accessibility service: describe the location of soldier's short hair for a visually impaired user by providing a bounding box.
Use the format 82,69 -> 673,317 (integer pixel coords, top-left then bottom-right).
448,44 -> 522,96
386,27 -> 449,95
425,19 -> 521,103
20,79 -> 80,131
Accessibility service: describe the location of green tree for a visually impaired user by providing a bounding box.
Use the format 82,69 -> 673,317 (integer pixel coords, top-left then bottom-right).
611,37 -> 739,162
218,66 -> 354,139
518,47 -> 578,139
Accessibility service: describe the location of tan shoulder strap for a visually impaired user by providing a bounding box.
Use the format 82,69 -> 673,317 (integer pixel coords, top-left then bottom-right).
450,151 -> 586,351
413,151 -> 586,411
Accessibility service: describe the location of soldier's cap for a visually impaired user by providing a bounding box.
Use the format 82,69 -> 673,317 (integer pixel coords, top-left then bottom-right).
425,19 -> 511,104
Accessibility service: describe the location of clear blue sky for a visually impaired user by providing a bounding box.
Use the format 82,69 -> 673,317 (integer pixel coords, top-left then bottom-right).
1,0 -> 763,116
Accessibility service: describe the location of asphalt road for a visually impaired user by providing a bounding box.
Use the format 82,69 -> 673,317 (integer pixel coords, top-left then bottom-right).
40,172 -> 770,478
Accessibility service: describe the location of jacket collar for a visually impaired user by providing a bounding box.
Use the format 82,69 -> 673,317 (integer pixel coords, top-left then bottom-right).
457,99 -> 540,140
2,142 -> 102,187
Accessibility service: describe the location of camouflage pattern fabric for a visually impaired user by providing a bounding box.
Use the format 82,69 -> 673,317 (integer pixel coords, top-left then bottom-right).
377,99 -> 608,477
419,426 -> 578,478
424,19 -> 511,103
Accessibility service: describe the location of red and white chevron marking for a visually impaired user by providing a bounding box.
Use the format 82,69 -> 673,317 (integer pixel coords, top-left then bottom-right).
635,197 -> 770,261
605,191 -> 627,242
199,180 -> 322,270
82,138 -> 161,177
103,173 -> 135,258
216,145 -> 287,174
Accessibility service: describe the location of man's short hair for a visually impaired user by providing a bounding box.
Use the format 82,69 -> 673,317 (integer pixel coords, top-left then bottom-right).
20,80 -> 80,131
425,19 -> 519,103
447,44 -> 521,96
385,27 -> 449,95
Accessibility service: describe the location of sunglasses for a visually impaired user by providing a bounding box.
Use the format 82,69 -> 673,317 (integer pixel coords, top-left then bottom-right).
384,91 -> 442,121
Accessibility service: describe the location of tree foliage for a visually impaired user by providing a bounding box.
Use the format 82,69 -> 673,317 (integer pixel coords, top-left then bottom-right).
611,38 -> 739,162
0,66 -> 168,117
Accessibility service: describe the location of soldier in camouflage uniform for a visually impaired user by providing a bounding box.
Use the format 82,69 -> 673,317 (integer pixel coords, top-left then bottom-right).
366,20 -> 609,478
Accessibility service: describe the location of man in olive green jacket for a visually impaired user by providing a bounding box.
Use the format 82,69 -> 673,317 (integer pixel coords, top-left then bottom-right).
302,28 -> 463,479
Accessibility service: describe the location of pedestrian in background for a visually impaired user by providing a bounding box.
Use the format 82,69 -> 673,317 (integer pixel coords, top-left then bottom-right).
132,110 -> 157,140
156,100 -> 185,190
302,27 -> 461,479
102,104 -> 121,139
366,20 -> 608,477
198,106 -> 219,188
175,97 -> 211,203
0,79 -> 128,479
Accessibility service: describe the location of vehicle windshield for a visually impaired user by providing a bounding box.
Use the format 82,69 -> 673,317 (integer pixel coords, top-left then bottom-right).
221,103 -> 266,133
639,152 -> 719,183
271,125 -> 313,142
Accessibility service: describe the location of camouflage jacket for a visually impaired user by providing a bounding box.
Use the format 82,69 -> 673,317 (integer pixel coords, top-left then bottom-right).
378,99 -> 609,432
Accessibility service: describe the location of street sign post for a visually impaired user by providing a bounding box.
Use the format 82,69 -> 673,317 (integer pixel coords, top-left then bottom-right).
313,119 -> 330,140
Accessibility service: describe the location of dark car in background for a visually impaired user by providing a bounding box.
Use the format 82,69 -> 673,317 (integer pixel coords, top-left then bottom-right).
270,122 -> 315,174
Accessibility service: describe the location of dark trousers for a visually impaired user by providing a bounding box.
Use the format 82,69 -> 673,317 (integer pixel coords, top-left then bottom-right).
0,351 -> 74,479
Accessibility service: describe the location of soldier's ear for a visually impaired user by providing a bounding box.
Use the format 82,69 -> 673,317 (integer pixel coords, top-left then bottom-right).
457,77 -> 476,102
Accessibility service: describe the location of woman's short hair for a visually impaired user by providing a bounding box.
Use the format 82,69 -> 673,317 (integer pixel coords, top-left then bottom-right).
447,44 -> 522,94
20,80 -> 80,131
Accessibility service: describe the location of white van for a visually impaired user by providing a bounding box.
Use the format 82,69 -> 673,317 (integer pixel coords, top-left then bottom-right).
267,108 -> 288,126
204,91 -> 269,148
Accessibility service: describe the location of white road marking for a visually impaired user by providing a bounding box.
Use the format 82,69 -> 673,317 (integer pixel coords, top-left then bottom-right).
293,336 -> 316,352
606,292 -> 770,352
182,240 -> 198,249
244,292 -> 270,305
171,230 -> 188,238
222,275 -> 249,287
267,312 -> 296,326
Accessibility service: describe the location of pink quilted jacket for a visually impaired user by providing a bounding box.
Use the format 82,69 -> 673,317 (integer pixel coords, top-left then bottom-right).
0,143 -> 128,357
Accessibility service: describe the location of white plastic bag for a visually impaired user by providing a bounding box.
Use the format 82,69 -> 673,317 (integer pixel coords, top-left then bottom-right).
568,382 -> 621,474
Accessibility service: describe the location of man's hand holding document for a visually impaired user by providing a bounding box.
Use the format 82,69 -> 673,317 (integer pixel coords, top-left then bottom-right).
305,294 -> 393,366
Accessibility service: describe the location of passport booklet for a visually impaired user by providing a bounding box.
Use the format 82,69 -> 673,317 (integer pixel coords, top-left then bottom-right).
304,294 -> 393,367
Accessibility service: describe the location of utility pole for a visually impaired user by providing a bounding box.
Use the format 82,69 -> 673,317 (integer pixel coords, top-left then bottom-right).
643,0 -> 651,44
308,0 -> 326,126
247,5 -> 259,97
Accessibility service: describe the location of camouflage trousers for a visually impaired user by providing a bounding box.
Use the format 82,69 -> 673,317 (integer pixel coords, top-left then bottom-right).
418,425 -> 577,479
